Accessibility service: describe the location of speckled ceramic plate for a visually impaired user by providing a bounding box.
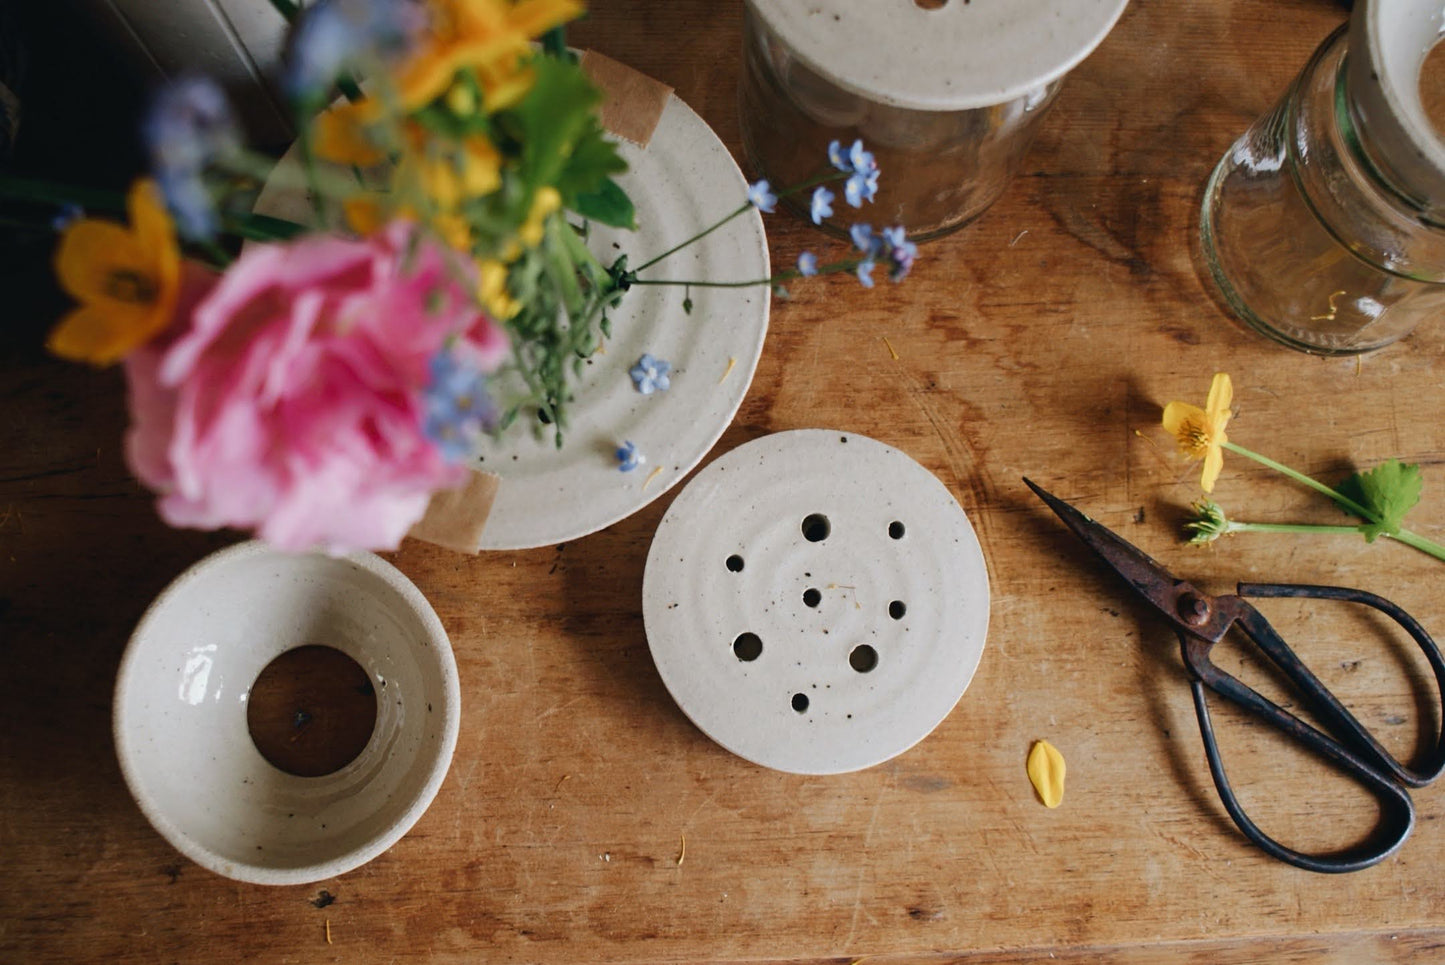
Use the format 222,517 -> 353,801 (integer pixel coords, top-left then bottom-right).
642,430 -> 990,774
474,94 -> 770,549
253,88 -> 770,551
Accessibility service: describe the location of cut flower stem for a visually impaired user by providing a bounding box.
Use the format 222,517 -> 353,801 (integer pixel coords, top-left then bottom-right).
1212,441 -> 1445,562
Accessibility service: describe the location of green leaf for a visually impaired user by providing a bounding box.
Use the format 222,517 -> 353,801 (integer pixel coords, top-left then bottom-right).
570,177 -> 635,229
510,56 -> 603,192
555,124 -> 628,199
1336,459 -> 1423,541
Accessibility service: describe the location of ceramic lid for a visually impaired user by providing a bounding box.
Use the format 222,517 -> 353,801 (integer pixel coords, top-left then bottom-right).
745,0 -> 1131,111
1349,0 -> 1445,219
642,429 -> 990,775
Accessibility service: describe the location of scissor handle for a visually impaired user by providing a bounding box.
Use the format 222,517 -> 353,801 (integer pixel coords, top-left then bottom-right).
1178,582 -> 1445,873
1237,582 -> 1445,788
1188,676 -> 1414,874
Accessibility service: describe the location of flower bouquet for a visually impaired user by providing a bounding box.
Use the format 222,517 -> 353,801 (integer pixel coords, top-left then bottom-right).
14,0 -> 917,555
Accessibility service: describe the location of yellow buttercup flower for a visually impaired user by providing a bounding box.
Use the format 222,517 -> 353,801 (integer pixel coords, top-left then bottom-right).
47,179 -> 180,366
517,186 -> 561,246
477,258 -> 520,319
394,0 -> 583,112
1163,372 -> 1233,492
329,119 -> 501,255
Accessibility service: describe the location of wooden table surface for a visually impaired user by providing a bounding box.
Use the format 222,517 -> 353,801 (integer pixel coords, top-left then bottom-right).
6,0 -> 1445,962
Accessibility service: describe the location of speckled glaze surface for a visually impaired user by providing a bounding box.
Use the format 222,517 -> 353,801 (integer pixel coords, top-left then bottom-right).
252,83 -> 770,552
745,0 -> 1130,111
113,542 -> 460,885
642,429 -> 990,775
474,91 -> 770,549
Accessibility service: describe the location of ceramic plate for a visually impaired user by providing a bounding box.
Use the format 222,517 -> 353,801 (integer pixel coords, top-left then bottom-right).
253,88 -> 771,550
474,96 -> 770,549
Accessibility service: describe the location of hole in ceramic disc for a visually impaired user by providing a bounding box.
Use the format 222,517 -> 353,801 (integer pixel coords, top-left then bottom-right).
803,588 -> 822,608
733,632 -> 763,661
791,692 -> 810,713
889,520 -> 906,539
801,513 -> 831,542
247,646 -> 377,778
850,644 -> 879,673
726,554 -> 745,572
889,600 -> 907,620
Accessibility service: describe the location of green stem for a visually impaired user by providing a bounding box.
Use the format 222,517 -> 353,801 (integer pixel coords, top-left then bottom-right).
541,26 -> 568,59
220,212 -> 307,242
1221,441 -> 1445,563
1226,520 -> 1366,536
632,201 -> 751,274
1388,528 -> 1445,563
265,0 -> 301,23
0,176 -> 126,214
631,168 -> 849,276
628,256 -> 863,289
776,169 -> 846,200
628,275 -> 788,289
1220,441 -> 1378,522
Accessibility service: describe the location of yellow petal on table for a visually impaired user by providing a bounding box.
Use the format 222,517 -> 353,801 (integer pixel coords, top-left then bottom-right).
1027,739 -> 1066,808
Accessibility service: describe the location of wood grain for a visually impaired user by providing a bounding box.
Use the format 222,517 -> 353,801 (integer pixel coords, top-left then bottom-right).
5,0 -> 1445,962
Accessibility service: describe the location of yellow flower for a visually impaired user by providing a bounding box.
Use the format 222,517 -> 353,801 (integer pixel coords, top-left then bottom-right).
477,258 -> 520,319
517,186 -> 561,246
47,179 -> 180,366
1163,372 -> 1233,492
329,119 -> 501,255
394,0 -> 583,112
314,100 -> 389,167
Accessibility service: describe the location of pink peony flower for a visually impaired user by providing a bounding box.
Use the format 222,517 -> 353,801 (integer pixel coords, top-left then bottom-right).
125,222 -> 508,553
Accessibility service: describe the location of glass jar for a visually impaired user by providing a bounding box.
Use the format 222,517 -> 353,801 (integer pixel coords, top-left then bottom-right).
738,0 -> 1129,241
1201,22 -> 1445,355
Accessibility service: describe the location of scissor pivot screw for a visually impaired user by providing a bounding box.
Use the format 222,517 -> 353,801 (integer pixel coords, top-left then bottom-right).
1177,593 -> 1210,626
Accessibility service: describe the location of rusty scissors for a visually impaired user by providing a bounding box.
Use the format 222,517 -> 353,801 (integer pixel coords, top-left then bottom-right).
1024,478 -> 1445,873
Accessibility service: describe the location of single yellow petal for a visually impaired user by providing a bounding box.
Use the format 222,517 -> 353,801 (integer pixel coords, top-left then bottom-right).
479,61 -> 535,112
1027,740 -> 1066,808
1200,443 -> 1224,493
1204,372 -> 1232,421
126,179 -> 181,318
1162,401 -> 1206,444
46,302 -> 159,367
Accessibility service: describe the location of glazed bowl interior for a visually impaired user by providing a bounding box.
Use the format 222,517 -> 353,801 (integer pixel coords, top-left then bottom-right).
114,542 -> 459,885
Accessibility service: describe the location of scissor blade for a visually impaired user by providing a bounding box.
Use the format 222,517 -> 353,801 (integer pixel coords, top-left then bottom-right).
1023,477 -> 1194,629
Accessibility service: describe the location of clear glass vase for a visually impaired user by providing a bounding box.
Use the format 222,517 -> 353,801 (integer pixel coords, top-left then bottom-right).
738,5 -> 1061,240
1200,24 -> 1445,355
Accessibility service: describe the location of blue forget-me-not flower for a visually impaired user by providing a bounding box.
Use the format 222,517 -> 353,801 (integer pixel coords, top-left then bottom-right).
616,440 -> 645,472
746,179 -> 777,214
810,186 -> 835,225
423,349 -> 497,462
629,353 -> 671,395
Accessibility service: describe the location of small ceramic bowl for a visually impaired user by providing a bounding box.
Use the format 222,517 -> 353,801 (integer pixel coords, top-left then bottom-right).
114,541 -> 460,885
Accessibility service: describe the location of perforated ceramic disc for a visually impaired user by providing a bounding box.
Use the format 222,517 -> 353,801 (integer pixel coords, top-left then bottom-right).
642,430 -> 990,774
